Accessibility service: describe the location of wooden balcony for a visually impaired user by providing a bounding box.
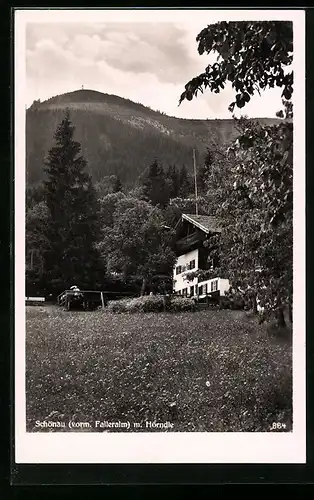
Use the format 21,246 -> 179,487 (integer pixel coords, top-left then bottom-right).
176,232 -> 202,254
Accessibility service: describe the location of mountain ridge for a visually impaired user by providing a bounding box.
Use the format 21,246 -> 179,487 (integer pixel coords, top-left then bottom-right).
26,89 -> 280,187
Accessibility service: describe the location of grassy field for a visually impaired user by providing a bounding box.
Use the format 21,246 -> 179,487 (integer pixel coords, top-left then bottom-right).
26,306 -> 292,432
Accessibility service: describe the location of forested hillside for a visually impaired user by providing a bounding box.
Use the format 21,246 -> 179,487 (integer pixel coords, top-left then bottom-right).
26,89 -> 279,187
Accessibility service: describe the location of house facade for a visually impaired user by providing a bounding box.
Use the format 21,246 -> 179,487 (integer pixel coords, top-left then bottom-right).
173,213 -> 230,299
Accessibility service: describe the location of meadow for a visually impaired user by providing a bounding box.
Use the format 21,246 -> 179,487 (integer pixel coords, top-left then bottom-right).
25,305 -> 292,432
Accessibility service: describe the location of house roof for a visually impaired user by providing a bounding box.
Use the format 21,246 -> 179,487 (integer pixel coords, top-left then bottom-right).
182,213 -> 221,234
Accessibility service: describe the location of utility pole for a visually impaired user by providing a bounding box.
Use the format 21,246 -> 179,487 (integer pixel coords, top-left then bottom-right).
193,148 -> 198,216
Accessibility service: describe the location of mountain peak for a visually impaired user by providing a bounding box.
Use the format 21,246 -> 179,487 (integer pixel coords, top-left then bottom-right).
38,89 -> 155,116
27,89 -> 280,188
44,89 -> 112,104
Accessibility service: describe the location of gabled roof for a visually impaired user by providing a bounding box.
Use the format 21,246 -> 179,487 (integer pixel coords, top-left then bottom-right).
182,213 -> 221,234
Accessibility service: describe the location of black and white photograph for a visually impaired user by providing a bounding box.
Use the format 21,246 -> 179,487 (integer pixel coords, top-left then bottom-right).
14,8 -> 306,463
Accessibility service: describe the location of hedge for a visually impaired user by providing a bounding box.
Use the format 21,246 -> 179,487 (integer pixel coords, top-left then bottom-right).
106,295 -> 196,313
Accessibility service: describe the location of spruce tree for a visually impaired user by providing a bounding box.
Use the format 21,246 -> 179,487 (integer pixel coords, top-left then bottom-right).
178,164 -> 192,198
43,110 -> 101,291
198,148 -> 214,194
140,159 -> 170,208
165,164 -> 181,199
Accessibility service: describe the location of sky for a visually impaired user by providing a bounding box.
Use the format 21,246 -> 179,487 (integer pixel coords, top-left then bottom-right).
25,17 -> 287,120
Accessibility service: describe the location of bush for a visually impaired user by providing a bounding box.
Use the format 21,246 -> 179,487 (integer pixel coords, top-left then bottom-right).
107,299 -> 129,313
232,294 -> 245,310
106,295 -> 196,314
220,292 -> 245,310
107,295 -> 165,313
219,296 -> 233,309
126,295 -> 165,313
167,296 -> 196,313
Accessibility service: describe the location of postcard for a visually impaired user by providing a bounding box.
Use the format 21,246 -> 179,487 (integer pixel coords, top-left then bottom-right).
15,8 -> 306,464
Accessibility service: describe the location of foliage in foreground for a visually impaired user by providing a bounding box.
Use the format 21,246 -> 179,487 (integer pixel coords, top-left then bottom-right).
179,21 -> 293,112
214,118 -> 293,320
26,306 -> 292,433
179,20 -> 293,324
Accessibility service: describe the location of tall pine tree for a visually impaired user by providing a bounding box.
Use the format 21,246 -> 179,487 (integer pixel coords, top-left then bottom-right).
198,148 -> 214,195
140,159 -> 170,208
165,163 -> 181,199
178,164 -> 192,198
43,110 -> 102,291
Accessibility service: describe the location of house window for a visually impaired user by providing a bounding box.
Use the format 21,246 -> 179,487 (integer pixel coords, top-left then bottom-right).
204,283 -> 208,294
182,288 -> 187,297
190,259 -> 195,270
195,285 -> 198,294
176,266 -> 182,275
190,286 -> 194,296
211,280 -> 218,292
198,285 -> 203,295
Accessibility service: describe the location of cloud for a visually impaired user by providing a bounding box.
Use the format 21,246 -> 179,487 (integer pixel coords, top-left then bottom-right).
26,22 -> 200,83
26,22 -> 107,49
25,21 -> 283,119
